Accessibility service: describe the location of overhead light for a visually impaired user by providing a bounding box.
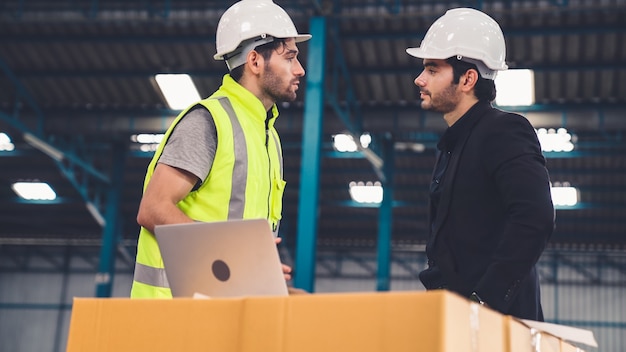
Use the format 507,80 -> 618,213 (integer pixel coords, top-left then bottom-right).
349,181 -> 383,204
0,132 -> 15,151
536,128 -> 575,152
333,133 -> 371,152
495,69 -> 535,106
551,182 -> 578,207
131,133 -> 164,152
12,181 -> 57,201
395,141 -> 426,153
131,133 -> 164,144
333,134 -> 358,152
359,133 -> 371,148
155,74 -> 201,110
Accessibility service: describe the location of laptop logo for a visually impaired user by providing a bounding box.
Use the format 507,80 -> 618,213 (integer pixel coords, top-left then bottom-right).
212,260 -> 230,281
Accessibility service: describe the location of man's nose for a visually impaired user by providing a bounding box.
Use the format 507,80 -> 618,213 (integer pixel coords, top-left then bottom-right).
294,58 -> 305,76
414,72 -> 426,86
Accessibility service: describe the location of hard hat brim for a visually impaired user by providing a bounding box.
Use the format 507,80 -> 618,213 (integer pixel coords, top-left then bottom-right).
405,47 -> 447,59
294,34 -> 312,43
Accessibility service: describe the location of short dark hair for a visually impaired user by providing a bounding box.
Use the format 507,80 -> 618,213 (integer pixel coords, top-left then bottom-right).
445,57 -> 496,102
255,38 -> 287,61
229,38 -> 288,82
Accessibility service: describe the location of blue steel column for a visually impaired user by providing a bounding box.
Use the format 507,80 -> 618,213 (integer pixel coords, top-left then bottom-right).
294,16 -> 326,293
376,134 -> 395,291
95,142 -> 126,297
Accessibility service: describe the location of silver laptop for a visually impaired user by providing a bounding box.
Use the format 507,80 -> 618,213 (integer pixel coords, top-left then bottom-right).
154,218 -> 289,298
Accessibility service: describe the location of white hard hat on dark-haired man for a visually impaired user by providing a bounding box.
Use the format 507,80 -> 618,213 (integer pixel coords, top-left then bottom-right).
407,8 -> 554,320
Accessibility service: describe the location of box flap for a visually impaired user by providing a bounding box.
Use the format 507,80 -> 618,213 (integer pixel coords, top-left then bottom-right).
519,319 -> 597,348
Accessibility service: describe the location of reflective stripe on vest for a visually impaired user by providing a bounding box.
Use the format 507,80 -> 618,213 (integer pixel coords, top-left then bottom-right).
269,129 -> 283,179
220,97 -> 247,220
133,261 -> 169,288
268,129 -> 282,235
132,97 -> 248,289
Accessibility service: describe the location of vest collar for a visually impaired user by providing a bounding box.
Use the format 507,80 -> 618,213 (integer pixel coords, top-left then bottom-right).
217,74 -> 279,127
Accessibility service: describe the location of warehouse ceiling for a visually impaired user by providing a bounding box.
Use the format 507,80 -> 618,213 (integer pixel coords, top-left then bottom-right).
1,0 -> 625,264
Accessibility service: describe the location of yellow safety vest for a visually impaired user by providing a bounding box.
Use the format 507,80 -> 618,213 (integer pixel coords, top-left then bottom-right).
131,75 -> 285,298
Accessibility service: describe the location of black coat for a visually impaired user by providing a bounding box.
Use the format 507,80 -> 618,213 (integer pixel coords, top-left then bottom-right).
419,101 -> 555,321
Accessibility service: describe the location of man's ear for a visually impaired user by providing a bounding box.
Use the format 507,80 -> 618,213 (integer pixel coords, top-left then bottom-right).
247,50 -> 263,75
461,69 -> 479,91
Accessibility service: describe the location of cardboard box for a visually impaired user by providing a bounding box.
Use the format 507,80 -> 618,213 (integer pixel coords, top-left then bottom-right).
504,316 -> 561,352
66,290 -> 504,352
504,316 -> 596,352
561,339 -> 586,352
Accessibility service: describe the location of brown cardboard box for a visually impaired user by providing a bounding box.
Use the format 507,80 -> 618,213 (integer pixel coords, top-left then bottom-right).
66,290 -> 504,352
504,316 -> 562,352
504,315 -> 596,352
561,339 -> 586,352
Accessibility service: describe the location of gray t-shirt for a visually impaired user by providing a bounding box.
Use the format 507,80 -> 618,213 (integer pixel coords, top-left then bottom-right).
158,106 -> 217,185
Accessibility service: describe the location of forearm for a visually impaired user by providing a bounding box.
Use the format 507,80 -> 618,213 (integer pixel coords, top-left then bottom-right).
136,202 -> 195,233
137,163 -> 200,233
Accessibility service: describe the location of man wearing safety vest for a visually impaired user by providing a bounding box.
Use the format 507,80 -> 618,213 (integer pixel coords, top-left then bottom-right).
131,0 -> 311,298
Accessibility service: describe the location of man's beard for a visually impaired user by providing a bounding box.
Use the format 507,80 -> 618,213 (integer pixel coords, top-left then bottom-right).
421,83 -> 459,114
262,65 -> 297,103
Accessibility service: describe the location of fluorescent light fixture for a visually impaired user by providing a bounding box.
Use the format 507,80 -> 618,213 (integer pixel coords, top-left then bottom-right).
333,133 -> 371,152
495,69 -> 535,106
12,181 -> 57,201
349,181 -> 383,204
333,133 -> 384,170
334,134 -> 358,152
359,133 -> 371,148
140,144 -> 159,152
395,142 -> 426,153
0,132 -> 15,151
551,183 -> 578,207
536,128 -> 575,152
155,74 -> 201,110
131,133 -> 164,144
130,133 -> 164,153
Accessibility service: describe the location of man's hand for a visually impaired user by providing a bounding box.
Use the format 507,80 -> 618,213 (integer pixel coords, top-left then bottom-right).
282,264 -> 293,281
274,236 -> 307,293
287,286 -> 309,295
274,236 -> 293,280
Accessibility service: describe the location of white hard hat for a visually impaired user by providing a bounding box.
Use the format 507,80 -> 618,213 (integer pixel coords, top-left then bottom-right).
214,0 -> 311,70
406,8 -> 508,80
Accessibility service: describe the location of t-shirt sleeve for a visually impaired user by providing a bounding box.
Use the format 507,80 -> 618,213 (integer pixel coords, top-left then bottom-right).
158,105 -> 217,183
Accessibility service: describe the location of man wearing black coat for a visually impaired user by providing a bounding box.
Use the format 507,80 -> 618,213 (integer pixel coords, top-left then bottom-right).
406,8 -> 555,321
